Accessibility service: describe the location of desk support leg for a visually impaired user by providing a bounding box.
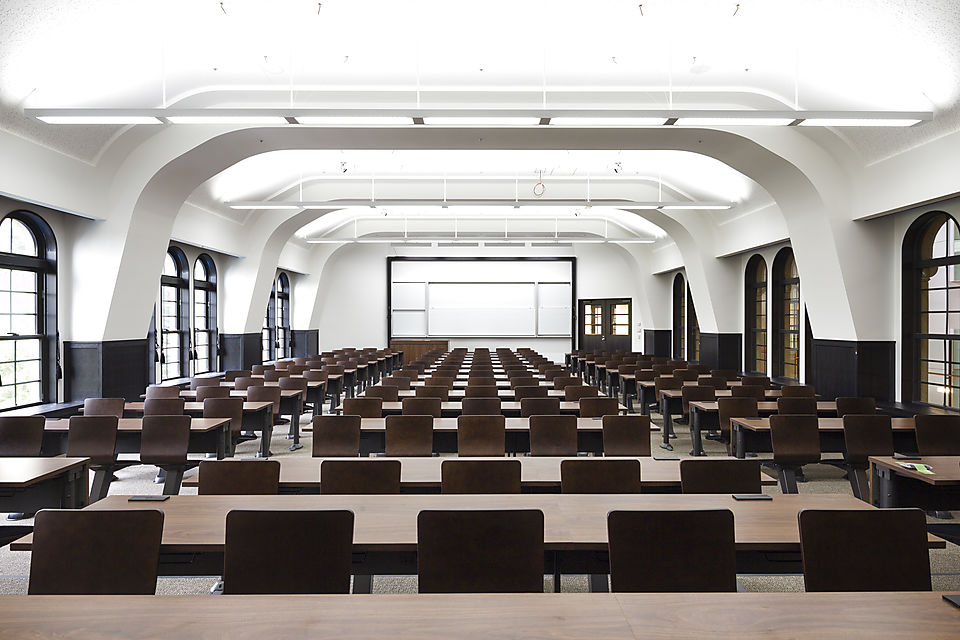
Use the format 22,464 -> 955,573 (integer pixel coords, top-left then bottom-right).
777,467 -> 799,494
660,398 -> 674,451
353,575 -> 372,594
256,409 -> 275,458
733,426 -> 745,459
161,466 -> 185,495
90,465 -> 114,502
288,404 -> 303,451
690,410 -> 704,457
848,466 -> 869,501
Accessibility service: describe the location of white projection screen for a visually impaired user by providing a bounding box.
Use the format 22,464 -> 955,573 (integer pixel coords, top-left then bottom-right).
389,259 -> 573,339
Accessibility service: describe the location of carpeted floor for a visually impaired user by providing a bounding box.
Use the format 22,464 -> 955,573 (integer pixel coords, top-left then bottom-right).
2,408 -> 959,595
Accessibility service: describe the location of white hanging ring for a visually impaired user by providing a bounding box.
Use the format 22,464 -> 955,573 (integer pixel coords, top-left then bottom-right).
533,182 -> 546,197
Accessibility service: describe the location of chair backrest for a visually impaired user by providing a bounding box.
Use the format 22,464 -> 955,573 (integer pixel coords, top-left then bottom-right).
381,376 -> 411,390
83,397 -> 125,419
467,377 -> 497,387
417,510 -> 544,593
203,397 -> 244,435
798,508 -> 931,592
509,377 -> 538,389
246,385 -> 281,415
514,385 -> 549,400
416,385 -> 450,401
711,369 -> 739,381
364,385 -> 399,402
401,397 -> 442,418
717,397 -> 758,439
769,414 -> 821,466
397,368 -> 419,380
731,385 -> 766,400
460,397 -> 502,416
741,375 -> 771,388
457,415 -> 506,456
198,460 -> 280,495
529,414 -> 578,456
653,376 -> 682,402
441,460 -> 521,494
607,509 -> 736,592
681,385 -> 715,417
689,364 -> 712,375
680,459 -> 761,494
560,459 -> 641,493
652,364 -> 674,377
28,509 -> 164,595
465,385 -> 499,398
552,376 -> 580,390
142,398 -> 185,416
224,370 -> 251,382
579,397 -> 619,418
312,415 -> 361,456
263,370 -> 283,382
780,384 -> 816,398
0,416 -> 45,456
302,370 -> 328,384
342,397 -> 383,418
672,368 -> 699,382
251,364 -> 273,375
520,397 -> 561,418
139,415 -> 191,465
65,416 -> 119,465
324,365 -> 346,376
385,414 -> 434,456
777,397 -> 818,415
564,385 -> 599,402
234,376 -> 264,391
836,397 -> 876,417
223,510 -> 354,594
602,415 -> 651,456
288,365 -> 309,376
426,376 -> 455,389
699,375 -> 728,390
196,385 -> 231,402
320,459 -> 401,494
145,385 -> 182,399
914,414 -> 960,455
842,414 -> 894,466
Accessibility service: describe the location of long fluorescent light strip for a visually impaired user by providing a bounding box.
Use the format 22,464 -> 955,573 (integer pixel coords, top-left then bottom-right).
674,117 -> 796,126
422,117 -> 542,126
227,199 -> 734,210
166,116 -> 289,124
37,116 -> 162,125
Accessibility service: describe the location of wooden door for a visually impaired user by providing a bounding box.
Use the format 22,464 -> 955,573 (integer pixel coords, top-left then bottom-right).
578,299 -> 631,353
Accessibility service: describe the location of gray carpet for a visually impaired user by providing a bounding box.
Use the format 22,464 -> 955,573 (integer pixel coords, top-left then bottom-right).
2,408 -> 959,595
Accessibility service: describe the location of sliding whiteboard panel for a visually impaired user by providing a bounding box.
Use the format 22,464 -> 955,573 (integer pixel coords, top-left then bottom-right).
391,310 -> 428,336
391,282 -> 426,310
429,283 -> 536,336
537,283 -> 572,336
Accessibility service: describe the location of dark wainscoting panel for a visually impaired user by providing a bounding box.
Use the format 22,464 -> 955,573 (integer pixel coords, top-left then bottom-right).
63,339 -> 150,402
809,339 -> 895,401
291,330 -> 319,358
221,333 -> 262,370
699,333 -> 742,371
643,330 -> 672,357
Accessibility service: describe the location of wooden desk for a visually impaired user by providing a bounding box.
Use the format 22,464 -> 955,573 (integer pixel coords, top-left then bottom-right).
41,417 -> 232,459
411,380 -> 553,389
0,457 -> 89,512
870,455 -> 960,510
729,417 -> 917,459
687,401 -> 838,456
13,493 -> 925,577
335,400 -> 627,418
389,389 -> 569,400
179,389 -> 304,451
182,455 -> 771,493
2,592 -> 956,638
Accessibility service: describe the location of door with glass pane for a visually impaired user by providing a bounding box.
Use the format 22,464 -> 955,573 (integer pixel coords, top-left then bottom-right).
578,299 -> 631,352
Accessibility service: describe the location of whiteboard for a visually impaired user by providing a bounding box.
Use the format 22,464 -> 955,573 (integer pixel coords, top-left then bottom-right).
430,307 -> 537,336
392,282 -> 426,310
391,310 -> 427,336
538,308 -> 572,336
538,283 -> 571,307
430,283 -> 534,309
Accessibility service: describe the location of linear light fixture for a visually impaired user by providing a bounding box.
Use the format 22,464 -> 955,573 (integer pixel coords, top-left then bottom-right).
227,199 -> 735,210
306,237 -> 656,244
24,108 -> 932,127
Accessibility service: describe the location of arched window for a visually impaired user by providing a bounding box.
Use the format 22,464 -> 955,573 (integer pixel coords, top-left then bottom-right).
0,212 -> 56,410
687,288 -> 700,362
745,255 -> 768,374
276,272 -> 291,359
159,247 -> 189,381
262,281 -> 276,363
773,248 -> 800,381
673,273 -> 685,359
903,212 -> 960,408
193,254 -> 218,375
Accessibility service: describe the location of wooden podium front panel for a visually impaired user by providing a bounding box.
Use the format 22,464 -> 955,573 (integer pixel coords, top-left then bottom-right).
389,340 -> 449,365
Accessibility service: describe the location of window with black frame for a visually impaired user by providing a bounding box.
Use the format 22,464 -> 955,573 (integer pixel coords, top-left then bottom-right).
673,273 -> 685,360
687,288 -> 700,362
276,272 -> 291,359
262,281 -> 276,363
160,247 -> 189,381
0,213 -> 55,410
745,254 -> 768,374
773,248 -> 800,381
193,254 -> 218,374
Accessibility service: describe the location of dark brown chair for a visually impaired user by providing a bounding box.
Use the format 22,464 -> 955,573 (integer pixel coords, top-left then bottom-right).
717,397 -> 758,451
602,415 -> 651,456
66,415 -> 119,501
441,460 -> 521,494
196,385 -> 230,402
203,397 -> 244,456
191,377 -> 223,390
680,459 -> 762,494
234,376 -> 264,391
465,385 -> 499,398
509,377 -> 538,389
198,460 -> 280,495
514,385 -> 549,400
397,368 -> 420,381
139,415 -> 191,495
799,508 -> 930,592
145,385 -> 183,399
385,414 -> 433,456
263,370 -> 283,382
251,364 -> 274,375
777,397 -> 818,415
402,397 -> 442,418
607,509 -> 736,592
914,414 -> 960,456
835,397 -> 876,417
222,510 -> 354,594
741,376 -> 771,388
552,376 -> 581,390
320,459 -> 401,494
842,414 -> 894,500
426,377 -> 455,389
681,385 -> 715,420
689,364 -> 712,375
312,415 -> 361,457
711,369 -> 739,382
342,397 -> 383,418
416,385 -> 450,401
83,397 -> 125,418
529,414 -> 577,456
564,385 -> 599,402
780,384 -> 815,398
461,397 -> 502,416
364,386 -> 399,402
381,376 -> 411,390
731,385 -> 766,400
672,369 -> 699,382
28,509 -> 163,595
467,377 -> 497,387
520,397 -> 561,418
247,386 -> 282,425
142,398 -> 185,416
417,510 -> 544,593
699,375 -> 728,390
224,370 -> 251,382
0,416 -> 45,456
579,397 -> 619,418
560,459 -> 641,493
769,414 -> 821,493
457,415 -> 506,456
